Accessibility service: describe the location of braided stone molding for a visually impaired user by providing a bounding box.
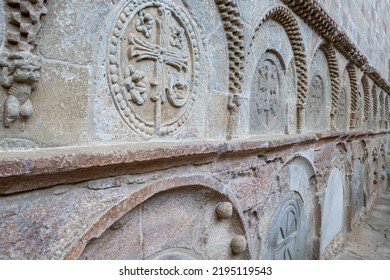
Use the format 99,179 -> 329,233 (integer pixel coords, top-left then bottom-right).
362,74 -> 370,121
347,63 -> 358,129
372,85 -> 378,124
0,0 -> 48,128
319,41 -> 339,129
252,6 -> 307,132
215,0 -> 244,94
283,0 -> 390,94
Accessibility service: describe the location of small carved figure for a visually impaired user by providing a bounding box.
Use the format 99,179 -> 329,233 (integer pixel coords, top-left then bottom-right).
1,52 -> 41,128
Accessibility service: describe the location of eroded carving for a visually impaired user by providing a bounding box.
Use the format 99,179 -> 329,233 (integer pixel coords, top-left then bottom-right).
266,192 -> 304,260
250,52 -> 285,134
108,1 -> 200,136
335,88 -> 347,130
0,0 -> 48,129
252,6 -> 307,133
306,74 -> 324,130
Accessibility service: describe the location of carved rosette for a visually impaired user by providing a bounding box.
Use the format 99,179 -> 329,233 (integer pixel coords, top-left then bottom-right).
108,0 -> 200,137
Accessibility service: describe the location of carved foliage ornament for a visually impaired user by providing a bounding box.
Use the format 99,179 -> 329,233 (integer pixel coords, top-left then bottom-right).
108,0 -> 200,136
1,0 -> 48,129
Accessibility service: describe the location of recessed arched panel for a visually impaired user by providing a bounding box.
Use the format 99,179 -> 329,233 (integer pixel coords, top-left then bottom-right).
261,156 -> 318,260
251,6 -> 307,133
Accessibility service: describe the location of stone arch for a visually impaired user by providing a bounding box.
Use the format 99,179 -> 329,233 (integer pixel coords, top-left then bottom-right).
65,175 -> 250,260
379,91 -> 386,129
362,74 -> 370,123
214,0 -> 244,94
347,63 -> 358,130
261,155 -> 319,260
371,84 -> 378,129
252,6 -> 307,133
319,41 -> 340,130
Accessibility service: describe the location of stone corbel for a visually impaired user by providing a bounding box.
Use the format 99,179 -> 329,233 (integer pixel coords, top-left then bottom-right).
1,0 -> 48,129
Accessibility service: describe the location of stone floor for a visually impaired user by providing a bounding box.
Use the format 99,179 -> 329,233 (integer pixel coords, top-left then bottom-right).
334,186 -> 390,259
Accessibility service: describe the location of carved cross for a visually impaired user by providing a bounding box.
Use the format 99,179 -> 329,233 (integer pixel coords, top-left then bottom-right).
128,7 -> 188,133
276,209 -> 298,260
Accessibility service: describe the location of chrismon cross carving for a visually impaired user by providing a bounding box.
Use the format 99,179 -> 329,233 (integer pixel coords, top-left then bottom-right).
275,208 -> 298,260
128,7 -> 189,134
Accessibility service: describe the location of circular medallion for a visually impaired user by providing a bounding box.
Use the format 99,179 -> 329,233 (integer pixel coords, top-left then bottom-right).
108,0 -> 200,136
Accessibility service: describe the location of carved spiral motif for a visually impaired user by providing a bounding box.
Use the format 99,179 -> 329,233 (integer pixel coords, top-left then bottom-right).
372,85 -> 378,122
319,41 -> 340,117
108,0 -> 200,137
347,63 -> 358,129
252,6 -> 307,109
283,0 -> 390,95
362,74 -> 370,121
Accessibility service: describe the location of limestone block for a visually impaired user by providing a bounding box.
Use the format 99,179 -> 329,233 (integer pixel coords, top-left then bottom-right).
39,0 -> 112,65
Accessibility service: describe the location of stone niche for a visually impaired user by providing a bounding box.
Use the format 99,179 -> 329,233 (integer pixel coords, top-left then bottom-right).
79,186 -> 249,260
247,19 -> 296,136
261,157 -> 318,260
320,168 -> 344,253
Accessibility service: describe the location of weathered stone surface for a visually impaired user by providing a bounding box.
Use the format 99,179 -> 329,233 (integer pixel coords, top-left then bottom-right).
0,0 -> 390,261
321,168 -> 344,253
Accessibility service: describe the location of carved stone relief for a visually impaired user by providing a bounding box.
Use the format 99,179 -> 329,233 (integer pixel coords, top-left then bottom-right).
306,74 -> 325,130
335,88 -> 347,130
264,192 -> 306,260
79,186 -> 249,260
250,52 -> 286,134
108,0 -> 200,136
0,0 -> 48,129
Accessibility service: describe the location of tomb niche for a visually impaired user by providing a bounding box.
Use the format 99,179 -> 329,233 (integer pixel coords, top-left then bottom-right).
78,186 -> 249,260
250,51 -> 286,135
262,157 -> 318,260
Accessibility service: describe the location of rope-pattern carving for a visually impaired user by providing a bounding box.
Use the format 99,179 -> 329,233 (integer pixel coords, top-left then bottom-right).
347,63 -> 358,129
372,85 -> 378,123
319,41 -> 339,126
283,0 -> 390,94
252,6 -> 307,109
379,91 -> 385,126
215,0 -> 245,94
362,74 -> 370,121
386,95 -> 390,122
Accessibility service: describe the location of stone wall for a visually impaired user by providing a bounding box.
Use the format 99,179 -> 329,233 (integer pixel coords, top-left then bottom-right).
0,0 -> 389,260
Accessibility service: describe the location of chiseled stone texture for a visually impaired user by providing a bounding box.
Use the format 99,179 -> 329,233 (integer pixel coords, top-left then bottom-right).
0,0 -> 390,261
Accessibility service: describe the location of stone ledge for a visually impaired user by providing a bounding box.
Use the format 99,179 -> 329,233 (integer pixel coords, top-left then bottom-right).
0,134 -> 316,195
1,131 -> 388,195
